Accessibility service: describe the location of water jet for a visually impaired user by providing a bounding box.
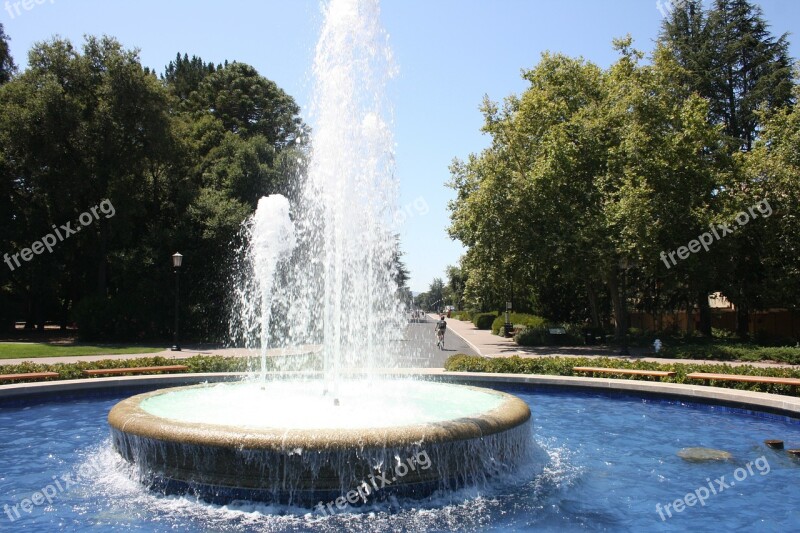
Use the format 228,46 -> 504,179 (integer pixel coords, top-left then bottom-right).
107,0 -> 534,506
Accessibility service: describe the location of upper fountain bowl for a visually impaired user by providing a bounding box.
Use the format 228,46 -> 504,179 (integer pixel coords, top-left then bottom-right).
108,379 -> 533,505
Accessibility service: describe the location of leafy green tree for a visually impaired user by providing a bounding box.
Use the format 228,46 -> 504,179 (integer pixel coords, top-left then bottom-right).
428,278 -> 445,311
444,265 -> 467,310
390,237 -> 412,305
449,39 -> 723,339
0,35 -> 308,341
0,23 -> 14,84
732,85 -> 800,313
187,62 -> 305,146
0,25 -> 16,330
0,36 -> 179,332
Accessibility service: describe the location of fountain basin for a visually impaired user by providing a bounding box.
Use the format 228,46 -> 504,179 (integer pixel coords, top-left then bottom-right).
108,380 -> 532,504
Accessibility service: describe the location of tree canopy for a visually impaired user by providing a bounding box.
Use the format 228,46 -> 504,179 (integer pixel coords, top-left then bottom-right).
0,34 -> 307,340
448,0 -> 798,339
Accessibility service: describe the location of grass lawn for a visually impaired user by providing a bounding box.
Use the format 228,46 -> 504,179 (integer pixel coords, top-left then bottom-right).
0,343 -> 164,359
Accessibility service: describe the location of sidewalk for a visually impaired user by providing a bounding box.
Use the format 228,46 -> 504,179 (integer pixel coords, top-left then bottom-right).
440,315 -> 799,369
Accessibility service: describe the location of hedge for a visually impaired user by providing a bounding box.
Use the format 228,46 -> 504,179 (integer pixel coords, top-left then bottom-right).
444,354 -> 800,397
490,313 -> 548,335
660,344 -> 800,365
0,355 -> 254,383
472,312 -> 498,330
450,310 -> 473,321
515,323 -> 584,346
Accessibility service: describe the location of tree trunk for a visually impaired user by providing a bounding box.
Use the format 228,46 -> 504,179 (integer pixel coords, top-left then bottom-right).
736,304 -> 750,340
586,281 -> 600,328
697,292 -> 712,336
685,299 -> 694,335
96,224 -> 108,296
606,271 -> 626,340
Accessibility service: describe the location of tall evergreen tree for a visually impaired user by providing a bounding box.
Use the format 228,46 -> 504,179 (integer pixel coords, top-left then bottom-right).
0,23 -> 15,84
660,0 -> 795,338
660,0 -> 711,97
163,53 -> 216,103
660,0 -> 794,151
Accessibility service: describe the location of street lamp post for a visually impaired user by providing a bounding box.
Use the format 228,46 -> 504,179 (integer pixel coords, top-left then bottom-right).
171,252 -> 183,351
504,300 -> 513,337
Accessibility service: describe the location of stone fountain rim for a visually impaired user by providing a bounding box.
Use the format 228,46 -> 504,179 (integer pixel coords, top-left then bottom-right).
107,380 -> 531,451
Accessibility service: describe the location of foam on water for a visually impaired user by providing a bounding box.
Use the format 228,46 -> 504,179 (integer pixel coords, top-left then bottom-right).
84,435 -> 551,532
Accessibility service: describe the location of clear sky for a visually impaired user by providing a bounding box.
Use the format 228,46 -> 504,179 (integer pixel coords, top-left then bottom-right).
2,0 -> 798,292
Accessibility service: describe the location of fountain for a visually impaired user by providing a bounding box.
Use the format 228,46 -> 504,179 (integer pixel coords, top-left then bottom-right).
108,0 -> 534,506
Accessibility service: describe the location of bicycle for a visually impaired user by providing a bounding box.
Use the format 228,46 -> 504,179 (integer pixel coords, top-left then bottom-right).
436,329 -> 445,350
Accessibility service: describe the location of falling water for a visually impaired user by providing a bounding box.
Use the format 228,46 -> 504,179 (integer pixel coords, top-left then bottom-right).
231,0 -> 405,392
250,195 -> 296,381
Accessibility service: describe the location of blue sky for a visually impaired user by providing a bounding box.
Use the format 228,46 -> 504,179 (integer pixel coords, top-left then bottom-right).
3,0 -> 798,292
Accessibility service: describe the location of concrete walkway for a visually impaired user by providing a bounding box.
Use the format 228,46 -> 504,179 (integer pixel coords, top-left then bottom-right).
440,315 -> 799,369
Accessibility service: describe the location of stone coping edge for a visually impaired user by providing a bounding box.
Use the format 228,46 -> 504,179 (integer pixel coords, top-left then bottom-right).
0,370 -> 798,418
108,383 -> 531,450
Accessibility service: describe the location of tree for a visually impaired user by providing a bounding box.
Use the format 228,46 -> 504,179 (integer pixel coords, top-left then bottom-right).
444,265 -> 467,310
0,23 -> 14,84
391,237 -> 412,305
428,278 -> 445,310
449,39 -> 722,338
736,85 -> 800,311
660,0 -> 794,151
187,62 -> 305,146
660,0 -> 795,336
0,35 -> 308,341
0,36 -> 178,332
163,53 -> 216,103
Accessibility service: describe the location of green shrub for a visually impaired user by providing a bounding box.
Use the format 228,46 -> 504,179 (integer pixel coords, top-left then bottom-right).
515,324 -> 583,346
712,327 -> 737,339
450,310 -> 475,321
0,355 -> 254,383
659,343 -> 800,365
491,315 -> 505,335
491,313 -> 548,335
443,354 -> 800,396
472,312 -> 498,330
185,355 -> 250,373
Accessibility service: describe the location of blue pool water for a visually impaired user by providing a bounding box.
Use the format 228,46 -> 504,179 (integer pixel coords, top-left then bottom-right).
0,383 -> 798,532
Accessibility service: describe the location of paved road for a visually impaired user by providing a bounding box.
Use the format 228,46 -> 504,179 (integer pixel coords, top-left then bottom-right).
388,317 -> 479,368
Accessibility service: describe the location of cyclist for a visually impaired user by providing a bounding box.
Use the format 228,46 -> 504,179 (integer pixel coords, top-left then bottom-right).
435,315 -> 447,349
